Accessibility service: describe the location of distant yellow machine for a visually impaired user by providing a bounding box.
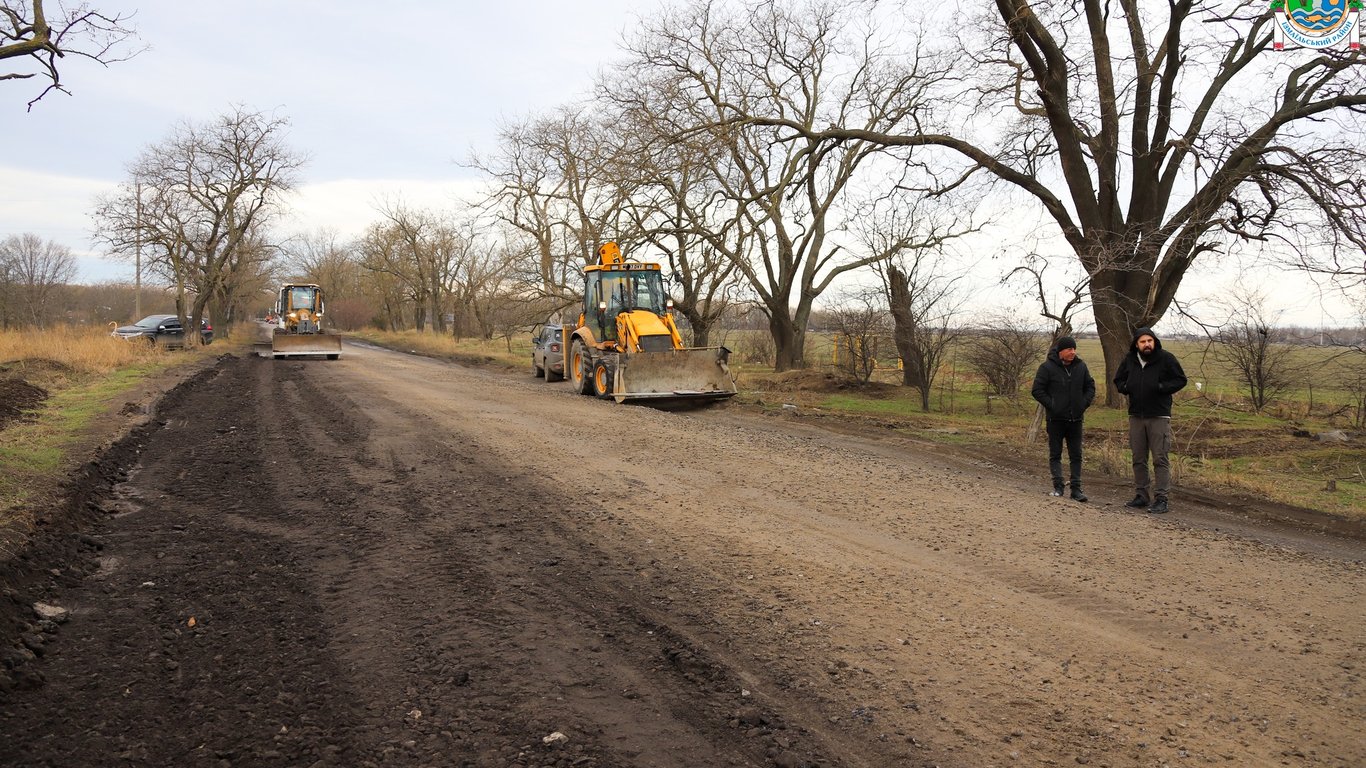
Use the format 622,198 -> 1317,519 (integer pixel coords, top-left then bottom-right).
565,242 -> 736,407
261,283 -> 342,359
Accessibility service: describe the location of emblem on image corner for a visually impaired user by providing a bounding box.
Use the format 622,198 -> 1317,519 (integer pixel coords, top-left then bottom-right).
1270,0 -> 1362,50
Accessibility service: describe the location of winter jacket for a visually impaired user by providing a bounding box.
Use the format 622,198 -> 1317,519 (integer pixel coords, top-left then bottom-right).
1031,347 -> 1096,421
1112,327 -> 1188,418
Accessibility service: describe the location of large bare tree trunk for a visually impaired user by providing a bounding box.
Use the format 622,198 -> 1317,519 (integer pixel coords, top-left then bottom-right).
770,313 -> 804,372
1088,259 -> 1157,406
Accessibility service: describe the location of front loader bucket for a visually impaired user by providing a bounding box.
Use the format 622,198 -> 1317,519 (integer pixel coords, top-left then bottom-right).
261,333 -> 343,359
613,347 -> 737,408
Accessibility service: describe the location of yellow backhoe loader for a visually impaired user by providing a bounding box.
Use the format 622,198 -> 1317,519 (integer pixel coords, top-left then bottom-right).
566,242 -> 736,408
258,283 -> 342,359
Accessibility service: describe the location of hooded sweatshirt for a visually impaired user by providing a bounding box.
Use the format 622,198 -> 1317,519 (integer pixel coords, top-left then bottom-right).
1031,343 -> 1096,421
1112,327 -> 1188,418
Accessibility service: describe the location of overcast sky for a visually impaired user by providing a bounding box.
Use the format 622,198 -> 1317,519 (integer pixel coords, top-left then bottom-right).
1,1 -> 1357,327
1,1 -> 661,277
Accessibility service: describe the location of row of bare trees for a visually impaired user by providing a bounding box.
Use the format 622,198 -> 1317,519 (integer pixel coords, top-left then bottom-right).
90,107 -> 303,344
701,0 -> 1365,403
284,209 -> 518,341
459,0 -> 1363,406
17,1 -> 1362,395
0,233 -> 76,328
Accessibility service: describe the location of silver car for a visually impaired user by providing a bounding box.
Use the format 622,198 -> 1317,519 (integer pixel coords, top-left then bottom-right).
531,323 -> 565,382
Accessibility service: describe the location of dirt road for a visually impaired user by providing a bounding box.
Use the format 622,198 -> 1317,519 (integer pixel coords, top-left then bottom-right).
2,343 -> 1362,767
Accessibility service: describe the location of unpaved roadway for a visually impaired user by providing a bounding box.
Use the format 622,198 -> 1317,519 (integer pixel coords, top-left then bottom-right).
2,342 -> 1362,767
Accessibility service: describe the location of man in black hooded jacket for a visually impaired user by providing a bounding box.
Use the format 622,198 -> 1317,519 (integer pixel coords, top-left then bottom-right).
1113,327 -> 1188,514
1031,336 -> 1096,501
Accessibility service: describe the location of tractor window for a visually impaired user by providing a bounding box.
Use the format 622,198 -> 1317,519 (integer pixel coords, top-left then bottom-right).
289,287 -> 317,310
599,271 -> 666,314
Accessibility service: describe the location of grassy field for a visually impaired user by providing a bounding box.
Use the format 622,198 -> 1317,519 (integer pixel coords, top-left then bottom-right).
0,326 -> 227,535
742,335 -> 1365,519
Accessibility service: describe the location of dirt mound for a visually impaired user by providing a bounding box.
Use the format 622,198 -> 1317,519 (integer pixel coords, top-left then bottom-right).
0,379 -> 48,431
741,368 -> 901,398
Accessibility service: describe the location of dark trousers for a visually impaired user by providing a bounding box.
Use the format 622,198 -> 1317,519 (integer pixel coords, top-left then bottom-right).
1047,418 -> 1084,485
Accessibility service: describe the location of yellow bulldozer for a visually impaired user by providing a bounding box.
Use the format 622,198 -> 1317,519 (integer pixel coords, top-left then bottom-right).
566,242 -> 736,407
258,283 -> 342,359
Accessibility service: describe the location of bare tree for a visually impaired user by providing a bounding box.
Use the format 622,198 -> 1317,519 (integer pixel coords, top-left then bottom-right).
354,222 -> 410,331
1005,252 -> 1091,343
1199,288 -> 1298,413
470,105 -> 634,308
966,314 -> 1049,399
829,288 -> 891,385
209,228 -> 274,334
0,232 -> 75,327
1,0 -> 140,109
458,239 -> 515,341
94,107 -> 303,343
884,255 -> 965,411
377,202 -> 452,333
0,236 -> 17,328
606,80 -> 745,347
727,2 -> 1366,402
618,0 -> 963,371
284,228 -> 366,305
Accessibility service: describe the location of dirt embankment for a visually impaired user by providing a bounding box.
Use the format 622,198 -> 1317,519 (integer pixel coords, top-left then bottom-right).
2,344 -> 1363,767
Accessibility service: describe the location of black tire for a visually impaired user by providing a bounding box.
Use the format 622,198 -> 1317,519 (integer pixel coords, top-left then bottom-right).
593,360 -> 615,399
544,364 -> 560,382
533,356 -> 544,378
571,340 -> 594,396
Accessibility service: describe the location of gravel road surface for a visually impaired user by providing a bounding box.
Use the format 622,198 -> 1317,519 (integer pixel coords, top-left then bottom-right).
2,342 -> 1362,767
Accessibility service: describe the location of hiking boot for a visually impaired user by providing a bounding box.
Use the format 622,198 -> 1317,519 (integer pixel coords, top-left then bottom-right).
1069,484 -> 1088,503
1051,480 -> 1065,497
1124,494 -> 1150,508
1147,497 -> 1169,514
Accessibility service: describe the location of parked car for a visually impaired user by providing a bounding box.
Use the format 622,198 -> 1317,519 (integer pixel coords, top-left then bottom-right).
112,314 -> 214,348
531,322 -> 566,382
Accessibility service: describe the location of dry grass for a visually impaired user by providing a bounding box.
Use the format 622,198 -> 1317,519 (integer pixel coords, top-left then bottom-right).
0,324 -> 164,376
351,329 -> 526,369
0,325 -> 222,535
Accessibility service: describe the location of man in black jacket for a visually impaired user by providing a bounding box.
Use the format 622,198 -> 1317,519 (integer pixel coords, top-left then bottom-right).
1031,336 -> 1096,501
1113,327 -> 1188,514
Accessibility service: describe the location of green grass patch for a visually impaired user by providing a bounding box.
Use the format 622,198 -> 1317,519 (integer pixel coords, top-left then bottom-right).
0,335 -> 224,531
0,362 -> 163,523
738,333 -> 1364,520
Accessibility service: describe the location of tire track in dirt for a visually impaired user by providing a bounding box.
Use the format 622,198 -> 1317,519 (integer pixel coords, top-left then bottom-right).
239,354 -> 826,766
331,344 -> 1364,767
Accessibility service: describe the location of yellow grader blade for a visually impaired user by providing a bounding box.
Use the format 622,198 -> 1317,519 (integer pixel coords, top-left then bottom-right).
613,347 -> 737,408
258,333 -> 343,359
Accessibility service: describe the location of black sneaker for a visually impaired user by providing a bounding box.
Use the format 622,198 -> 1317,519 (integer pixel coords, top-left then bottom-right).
1124,494 -> 1149,508
1051,482 -> 1065,497
1070,485 -> 1088,503
1147,497 -> 1169,514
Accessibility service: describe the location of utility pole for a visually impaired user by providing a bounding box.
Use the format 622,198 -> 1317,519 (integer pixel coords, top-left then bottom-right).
134,182 -> 142,320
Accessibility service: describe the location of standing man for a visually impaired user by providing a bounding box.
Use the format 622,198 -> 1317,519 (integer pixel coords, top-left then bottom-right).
1113,327 -> 1188,514
1031,336 -> 1096,501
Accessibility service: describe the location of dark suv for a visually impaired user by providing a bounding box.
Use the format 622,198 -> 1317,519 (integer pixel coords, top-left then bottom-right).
112,314 -> 214,348
531,322 -> 565,382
